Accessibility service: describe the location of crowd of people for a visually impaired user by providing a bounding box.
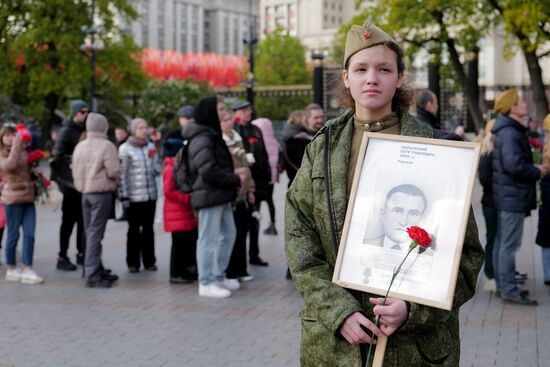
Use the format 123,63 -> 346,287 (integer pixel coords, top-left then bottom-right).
0,95 -> 326,296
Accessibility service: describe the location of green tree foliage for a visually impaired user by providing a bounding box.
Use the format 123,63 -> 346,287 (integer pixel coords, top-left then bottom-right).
135,79 -> 211,129
340,0 -> 549,126
487,0 -> 549,123
254,27 -> 310,85
0,0 -> 145,125
254,28 -> 311,120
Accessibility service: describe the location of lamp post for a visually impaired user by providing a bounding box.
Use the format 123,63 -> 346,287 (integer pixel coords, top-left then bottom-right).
311,51 -> 325,108
80,0 -> 101,112
243,0 -> 257,115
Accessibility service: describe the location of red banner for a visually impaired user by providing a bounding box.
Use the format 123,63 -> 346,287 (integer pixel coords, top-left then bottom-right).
141,48 -> 247,88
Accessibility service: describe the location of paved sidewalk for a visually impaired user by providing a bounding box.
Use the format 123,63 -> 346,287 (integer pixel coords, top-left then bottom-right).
0,176 -> 548,367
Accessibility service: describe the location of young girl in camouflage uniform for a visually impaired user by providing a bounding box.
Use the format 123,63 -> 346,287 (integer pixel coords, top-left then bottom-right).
285,21 -> 484,366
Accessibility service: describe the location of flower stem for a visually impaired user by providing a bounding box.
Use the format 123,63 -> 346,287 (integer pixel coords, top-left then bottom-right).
364,246 -> 415,367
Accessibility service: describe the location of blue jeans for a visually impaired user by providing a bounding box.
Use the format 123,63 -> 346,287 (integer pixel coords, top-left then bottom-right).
4,203 -> 36,267
493,210 -> 524,298
197,203 -> 236,285
542,247 -> 550,282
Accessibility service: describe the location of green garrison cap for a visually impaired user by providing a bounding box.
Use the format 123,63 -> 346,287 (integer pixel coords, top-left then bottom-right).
343,21 -> 400,68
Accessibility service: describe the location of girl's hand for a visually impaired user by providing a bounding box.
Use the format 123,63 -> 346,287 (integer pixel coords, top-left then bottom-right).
339,311 -> 382,345
369,297 -> 409,336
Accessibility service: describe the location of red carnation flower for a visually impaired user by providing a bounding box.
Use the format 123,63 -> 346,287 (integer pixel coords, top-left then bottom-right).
27,149 -> 43,164
407,226 -> 432,247
248,136 -> 258,145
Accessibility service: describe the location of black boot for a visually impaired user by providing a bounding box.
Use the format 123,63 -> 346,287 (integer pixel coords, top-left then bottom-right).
263,223 -> 278,235
57,257 -> 77,271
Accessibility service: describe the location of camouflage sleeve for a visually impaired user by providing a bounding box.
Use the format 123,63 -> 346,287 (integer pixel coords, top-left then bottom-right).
400,209 -> 484,332
285,140 -> 363,335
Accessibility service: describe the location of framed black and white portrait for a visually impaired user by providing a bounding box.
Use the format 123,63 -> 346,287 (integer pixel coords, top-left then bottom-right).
332,133 -> 481,310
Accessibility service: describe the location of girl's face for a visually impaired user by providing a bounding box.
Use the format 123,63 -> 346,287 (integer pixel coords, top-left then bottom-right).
134,121 -> 149,140
220,113 -> 234,134
217,101 -> 227,122
342,44 -> 403,120
2,132 -> 15,147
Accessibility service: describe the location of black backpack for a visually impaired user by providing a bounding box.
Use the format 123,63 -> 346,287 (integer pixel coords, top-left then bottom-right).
173,137 -> 196,193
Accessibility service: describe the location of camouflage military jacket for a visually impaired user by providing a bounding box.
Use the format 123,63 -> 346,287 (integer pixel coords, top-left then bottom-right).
285,110 -> 484,367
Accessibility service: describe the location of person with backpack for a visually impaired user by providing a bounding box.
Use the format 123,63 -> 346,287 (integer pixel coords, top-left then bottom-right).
181,95 -> 243,298
163,138 -> 198,284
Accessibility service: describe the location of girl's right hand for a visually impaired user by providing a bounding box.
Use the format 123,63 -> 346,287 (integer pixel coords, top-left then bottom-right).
339,312 -> 382,345
13,132 -> 23,147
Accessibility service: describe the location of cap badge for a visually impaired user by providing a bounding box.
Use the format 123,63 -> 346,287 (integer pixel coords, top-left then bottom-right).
363,31 -> 372,39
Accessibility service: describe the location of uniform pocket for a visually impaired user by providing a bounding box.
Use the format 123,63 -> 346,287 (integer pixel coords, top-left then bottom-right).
414,328 -> 451,364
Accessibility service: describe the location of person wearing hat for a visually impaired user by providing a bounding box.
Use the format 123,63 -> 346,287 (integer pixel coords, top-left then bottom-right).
536,113 -> 550,286
491,89 -> 547,306
285,21 -> 484,366
166,105 -> 195,142
72,113 -> 121,288
51,99 -> 89,271
233,100 -> 271,267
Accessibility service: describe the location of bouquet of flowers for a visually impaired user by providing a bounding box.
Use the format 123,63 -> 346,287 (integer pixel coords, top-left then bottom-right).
27,149 -> 52,205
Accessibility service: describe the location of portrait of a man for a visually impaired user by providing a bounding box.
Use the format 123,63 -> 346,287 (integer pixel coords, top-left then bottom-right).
364,184 -> 433,253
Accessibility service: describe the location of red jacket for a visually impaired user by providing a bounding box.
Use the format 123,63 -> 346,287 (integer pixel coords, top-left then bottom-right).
162,157 -> 198,232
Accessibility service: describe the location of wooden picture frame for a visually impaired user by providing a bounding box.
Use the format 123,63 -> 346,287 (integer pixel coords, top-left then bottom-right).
332,133 -> 481,310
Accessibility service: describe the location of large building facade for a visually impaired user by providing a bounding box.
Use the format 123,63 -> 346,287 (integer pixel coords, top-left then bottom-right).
128,0 -> 260,55
260,0 -> 355,56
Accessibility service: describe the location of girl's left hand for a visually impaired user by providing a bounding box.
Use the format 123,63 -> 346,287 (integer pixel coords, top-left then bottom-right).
369,297 -> 409,336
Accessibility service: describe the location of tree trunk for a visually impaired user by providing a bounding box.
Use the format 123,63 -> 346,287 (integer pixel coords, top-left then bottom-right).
445,38 -> 485,132
522,49 -> 549,124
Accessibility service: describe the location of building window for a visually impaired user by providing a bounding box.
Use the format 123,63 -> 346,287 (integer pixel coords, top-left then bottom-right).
140,0 -> 149,47
223,16 -> 229,54
157,0 -> 165,50
233,16 -> 239,55
191,4 -> 199,51
204,10 -> 210,52
180,3 -> 188,51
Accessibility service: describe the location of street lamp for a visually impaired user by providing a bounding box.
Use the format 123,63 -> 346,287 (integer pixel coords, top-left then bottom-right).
80,0 -> 102,112
243,0 -> 257,116
311,51 -> 325,107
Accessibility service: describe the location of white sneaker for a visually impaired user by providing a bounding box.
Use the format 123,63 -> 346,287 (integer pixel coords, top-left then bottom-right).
199,283 -> 231,298
218,278 -> 240,290
238,275 -> 254,282
21,270 -> 44,284
6,268 -> 22,282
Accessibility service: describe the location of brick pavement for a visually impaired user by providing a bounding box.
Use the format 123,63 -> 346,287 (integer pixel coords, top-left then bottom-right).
0,175 -> 548,366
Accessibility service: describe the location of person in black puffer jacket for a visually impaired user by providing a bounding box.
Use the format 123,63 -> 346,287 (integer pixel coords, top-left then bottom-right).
181,95 -> 242,298
491,89 -> 546,305
50,99 -> 88,271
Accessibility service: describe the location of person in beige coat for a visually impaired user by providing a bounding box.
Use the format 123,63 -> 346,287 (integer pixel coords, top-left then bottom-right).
0,124 -> 44,284
72,113 -> 121,288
